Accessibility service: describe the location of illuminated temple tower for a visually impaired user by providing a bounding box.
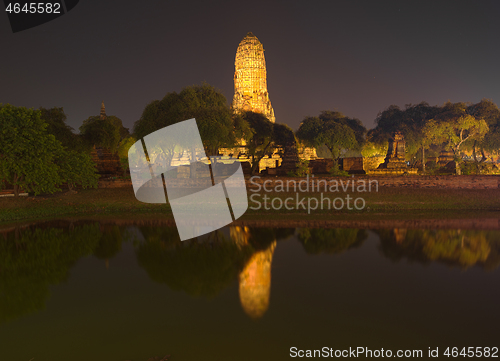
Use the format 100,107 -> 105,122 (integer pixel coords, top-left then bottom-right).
232,32 -> 275,123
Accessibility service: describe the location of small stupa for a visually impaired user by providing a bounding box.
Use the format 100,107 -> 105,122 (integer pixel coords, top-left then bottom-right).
91,101 -> 123,178
100,100 -> 106,120
371,131 -> 417,174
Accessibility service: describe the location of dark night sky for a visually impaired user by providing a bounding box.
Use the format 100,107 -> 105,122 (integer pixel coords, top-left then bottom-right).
1,0 -> 499,133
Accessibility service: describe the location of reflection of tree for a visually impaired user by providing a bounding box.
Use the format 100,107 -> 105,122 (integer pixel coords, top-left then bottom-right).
247,227 -> 294,250
376,229 -> 499,270
0,224 -> 101,323
134,228 -> 254,298
134,227 -> 294,302
423,230 -> 490,267
297,228 -> 367,255
93,225 -> 123,268
484,234 -> 500,271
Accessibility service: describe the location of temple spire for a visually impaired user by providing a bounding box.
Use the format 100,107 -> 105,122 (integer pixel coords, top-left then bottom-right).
100,101 -> 106,119
232,32 -> 275,123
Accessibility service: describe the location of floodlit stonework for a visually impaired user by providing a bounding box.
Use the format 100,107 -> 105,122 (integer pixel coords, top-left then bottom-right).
369,131 -> 417,175
232,32 -> 275,123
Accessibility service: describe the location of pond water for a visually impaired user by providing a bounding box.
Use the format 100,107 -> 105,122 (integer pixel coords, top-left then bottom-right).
0,221 -> 499,361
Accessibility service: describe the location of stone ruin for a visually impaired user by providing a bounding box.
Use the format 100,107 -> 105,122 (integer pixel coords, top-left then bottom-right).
370,131 -> 417,175
90,145 -> 123,179
218,32 -> 321,176
232,32 -> 275,123
90,102 -> 124,179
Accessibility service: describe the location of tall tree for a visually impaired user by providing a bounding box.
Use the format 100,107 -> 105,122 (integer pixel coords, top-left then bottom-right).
39,107 -> 81,150
79,115 -> 128,153
423,114 -> 488,174
240,111 -> 294,174
296,114 -> 359,162
0,104 -> 63,196
367,102 -> 441,168
178,84 -> 236,156
133,83 -> 237,166
56,150 -> 99,191
318,111 -> 366,148
467,99 -> 500,167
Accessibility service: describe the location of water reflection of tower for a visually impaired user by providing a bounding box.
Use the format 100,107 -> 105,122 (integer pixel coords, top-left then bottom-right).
231,227 -> 276,319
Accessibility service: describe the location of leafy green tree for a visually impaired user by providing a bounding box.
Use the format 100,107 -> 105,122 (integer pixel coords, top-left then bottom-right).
240,111 -> 294,174
179,84 -> 236,156
423,113 -> 488,174
318,111 -> 366,147
296,114 -> 358,162
361,140 -> 388,158
242,111 -> 274,174
367,102 -> 441,169
39,107 -> 84,150
116,136 -> 136,174
56,150 -> 99,191
79,115 -> 128,153
0,104 -> 64,196
467,99 -> 500,168
133,83 -> 236,163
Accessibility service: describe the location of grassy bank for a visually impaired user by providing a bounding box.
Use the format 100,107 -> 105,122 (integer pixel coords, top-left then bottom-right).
1,186 -> 499,225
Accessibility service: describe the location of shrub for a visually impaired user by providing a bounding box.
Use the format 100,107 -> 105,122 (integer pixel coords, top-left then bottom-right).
328,162 -> 349,177
294,159 -> 310,177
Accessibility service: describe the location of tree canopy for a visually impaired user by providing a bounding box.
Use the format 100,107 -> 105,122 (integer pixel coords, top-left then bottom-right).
238,111 -> 295,174
133,83 -> 236,161
296,111 -> 365,161
39,107 -> 84,150
0,104 -> 99,196
422,102 -> 489,173
466,99 -> 500,161
0,104 -> 64,196
79,115 -> 128,153
365,100 -> 500,174
56,149 -> 99,191
367,102 -> 441,158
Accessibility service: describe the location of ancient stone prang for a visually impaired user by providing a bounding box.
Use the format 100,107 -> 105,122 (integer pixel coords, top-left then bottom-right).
232,32 -> 275,123
378,131 -> 408,169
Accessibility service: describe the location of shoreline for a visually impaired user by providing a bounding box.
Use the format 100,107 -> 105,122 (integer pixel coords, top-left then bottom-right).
1,212 -> 500,233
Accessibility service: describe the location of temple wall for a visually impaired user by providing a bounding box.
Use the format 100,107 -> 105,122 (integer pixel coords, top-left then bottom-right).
341,157 -> 364,173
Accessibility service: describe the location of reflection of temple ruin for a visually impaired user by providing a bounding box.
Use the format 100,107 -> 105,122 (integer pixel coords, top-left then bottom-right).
238,241 -> 276,319
230,226 -> 251,247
